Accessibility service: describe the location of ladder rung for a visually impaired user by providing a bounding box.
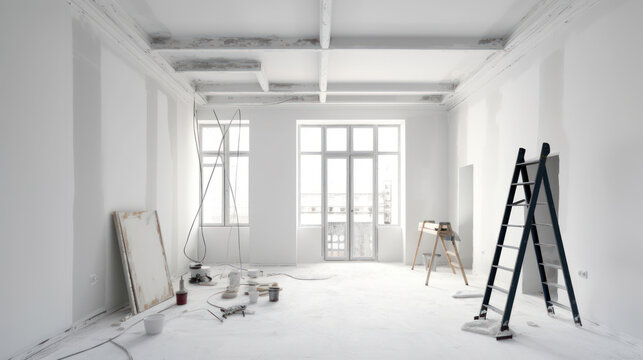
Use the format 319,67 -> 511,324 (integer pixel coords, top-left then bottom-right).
543,282 -> 567,290
517,159 -> 541,166
498,244 -> 519,250
535,243 -> 556,247
488,285 -> 509,294
484,304 -> 505,315
445,251 -> 456,257
548,300 -> 571,311
511,182 -> 535,186
539,262 -> 561,269
493,264 -> 514,272
502,224 -> 524,228
507,201 -> 547,207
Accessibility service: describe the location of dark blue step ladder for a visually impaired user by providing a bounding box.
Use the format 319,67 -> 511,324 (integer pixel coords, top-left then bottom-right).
474,143 -> 581,340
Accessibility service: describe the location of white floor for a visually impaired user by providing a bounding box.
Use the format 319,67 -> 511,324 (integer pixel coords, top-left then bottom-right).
25,263 -> 643,359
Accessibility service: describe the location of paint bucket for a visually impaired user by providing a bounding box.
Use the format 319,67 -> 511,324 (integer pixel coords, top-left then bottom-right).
249,291 -> 259,304
228,271 -> 241,290
144,314 -> 165,335
247,280 -> 258,292
176,290 -> 187,305
247,269 -> 261,278
268,287 -> 281,302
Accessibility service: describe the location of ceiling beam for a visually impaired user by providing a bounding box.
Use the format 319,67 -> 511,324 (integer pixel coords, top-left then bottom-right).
255,68 -> 269,92
203,94 -> 445,106
151,36 -> 505,52
173,58 -> 261,72
319,0 -> 332,103
196,82 -> 456,95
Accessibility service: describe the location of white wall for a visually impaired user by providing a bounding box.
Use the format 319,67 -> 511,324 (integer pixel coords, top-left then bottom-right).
196,107 -> 448,266
0,2 -> 197,357
447,0 -> 643,342
0,2 -> 73,358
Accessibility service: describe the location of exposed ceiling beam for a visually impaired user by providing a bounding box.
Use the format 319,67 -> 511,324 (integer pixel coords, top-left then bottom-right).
319,0 -> 332,103
151,36 -> 505,52
203,94 -> 444,106
196,82 -> 456,95
173,58 -> 261,72
255,69 -> 269,92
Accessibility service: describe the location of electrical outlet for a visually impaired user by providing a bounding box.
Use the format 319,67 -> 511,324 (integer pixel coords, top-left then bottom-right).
90,274 -> 97,285
578,270 -> 588,279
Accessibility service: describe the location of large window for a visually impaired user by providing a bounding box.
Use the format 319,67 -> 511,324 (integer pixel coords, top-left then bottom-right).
298,124 -> 400,227
200,122 -> 249,226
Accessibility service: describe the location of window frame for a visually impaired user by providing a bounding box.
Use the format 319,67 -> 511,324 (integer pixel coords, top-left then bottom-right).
297,124 -> 401,228
199,122 -> 250,227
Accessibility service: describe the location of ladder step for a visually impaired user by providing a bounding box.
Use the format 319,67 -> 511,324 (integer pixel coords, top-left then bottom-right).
507,201 -> 547,207
543,282 -> 567,290
535,243 -> 556,247
517,159 -> 540,166
539,262 -> 561,269
484,304 -> 505,315
493,264 -> 514,272
548,300 -> 571,311
445,251 -> 457,257
511,182 -> 535,186
501,224 -> 524,228
498,244 -> 519,250
488,285 -> 509,294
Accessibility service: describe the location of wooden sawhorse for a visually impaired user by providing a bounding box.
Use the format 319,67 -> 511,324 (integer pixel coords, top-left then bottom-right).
412,220 -> 468,286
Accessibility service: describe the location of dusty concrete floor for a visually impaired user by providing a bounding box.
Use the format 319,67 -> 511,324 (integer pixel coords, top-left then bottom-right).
24,263 -> 643,359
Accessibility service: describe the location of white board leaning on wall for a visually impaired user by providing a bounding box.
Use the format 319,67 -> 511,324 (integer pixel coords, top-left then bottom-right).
113,210 -> 174,315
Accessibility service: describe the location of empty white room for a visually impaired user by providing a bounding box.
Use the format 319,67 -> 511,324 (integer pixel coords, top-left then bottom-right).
2,0 -> 643,359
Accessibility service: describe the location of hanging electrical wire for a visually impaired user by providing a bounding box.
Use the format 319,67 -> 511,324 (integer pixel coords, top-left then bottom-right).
215,109 -> 243,272
182,108 -> 240,263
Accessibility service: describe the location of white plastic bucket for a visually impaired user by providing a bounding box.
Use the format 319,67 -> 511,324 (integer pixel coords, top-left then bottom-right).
144,314 -> 165,335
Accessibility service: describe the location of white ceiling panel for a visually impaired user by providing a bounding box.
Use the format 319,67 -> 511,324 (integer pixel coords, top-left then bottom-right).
118,0 -> 319,38
327,50 -> 494,83
332,0 -> 540,38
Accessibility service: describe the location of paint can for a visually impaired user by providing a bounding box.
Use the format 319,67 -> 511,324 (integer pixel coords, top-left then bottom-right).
249,291 -> 259,304
268,287 -> 281,302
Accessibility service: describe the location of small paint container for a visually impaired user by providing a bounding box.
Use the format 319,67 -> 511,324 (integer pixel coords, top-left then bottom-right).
144,314 -> 165,335
247,280 -> 258,292
249,291 -> 259,304
247,269 -> 261,278
176,290 -> 187,305
268,287 -> 281,302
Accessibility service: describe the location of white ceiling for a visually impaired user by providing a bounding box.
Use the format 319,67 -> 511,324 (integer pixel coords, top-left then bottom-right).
117,0 -> 542,105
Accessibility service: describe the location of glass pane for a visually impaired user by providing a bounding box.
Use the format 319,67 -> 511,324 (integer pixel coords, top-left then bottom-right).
228,156 -> 249,224
202,165 -> 223,224
300,155 -> 322,225
202,127 -> 224,152
352,158 -> 374,258
300,127 -> 321,152
326,158 -> 347,259
326,128 -> 347,152
229,125 -> 249,152
378,127 -> 399,152
352,127 -> 373,151
378,155 -> 399,225
203,155 -> 222,166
